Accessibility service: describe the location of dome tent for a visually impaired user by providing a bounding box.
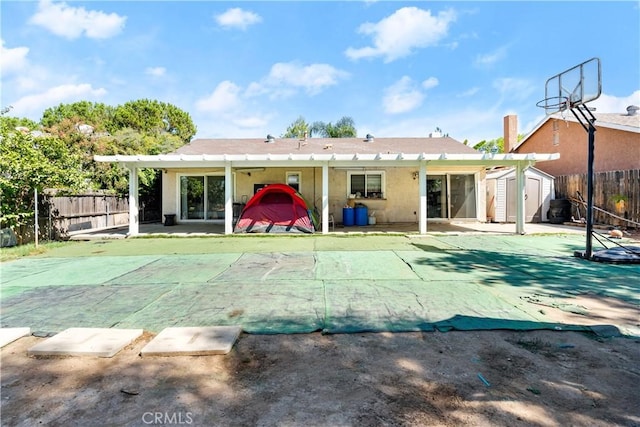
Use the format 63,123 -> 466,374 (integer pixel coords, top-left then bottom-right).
234,184 -> 317,233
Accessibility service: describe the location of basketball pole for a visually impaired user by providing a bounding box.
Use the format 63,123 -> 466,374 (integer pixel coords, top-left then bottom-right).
585,123 -> 596,259
571,107 -> 597,260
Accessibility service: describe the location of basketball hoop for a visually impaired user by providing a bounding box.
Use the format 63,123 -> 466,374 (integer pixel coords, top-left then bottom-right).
536,96 -> 570,116
536,57 -> 610,262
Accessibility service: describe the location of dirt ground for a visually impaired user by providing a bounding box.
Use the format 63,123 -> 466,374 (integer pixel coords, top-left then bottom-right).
1,295 -> 639,427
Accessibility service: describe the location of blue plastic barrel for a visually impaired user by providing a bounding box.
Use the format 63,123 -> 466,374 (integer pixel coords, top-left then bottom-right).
343,207 -> 355,226
355,206 -> 368,226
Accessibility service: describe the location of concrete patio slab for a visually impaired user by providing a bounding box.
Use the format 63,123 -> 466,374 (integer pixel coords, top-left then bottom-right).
0,327 -> 31,348
27,328 -> 143,357
140,326 -> 241,356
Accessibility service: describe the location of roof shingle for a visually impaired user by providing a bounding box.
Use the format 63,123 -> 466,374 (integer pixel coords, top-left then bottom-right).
173,136 -> 478,156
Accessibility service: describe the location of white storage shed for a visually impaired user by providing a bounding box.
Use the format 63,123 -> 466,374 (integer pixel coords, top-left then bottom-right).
486,167 -> 555,223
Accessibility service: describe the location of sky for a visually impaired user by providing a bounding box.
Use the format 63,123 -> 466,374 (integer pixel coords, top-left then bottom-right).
1,1 -> 639,145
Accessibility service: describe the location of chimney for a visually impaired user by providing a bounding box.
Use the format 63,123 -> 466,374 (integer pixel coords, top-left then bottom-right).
503,115 -> 518,153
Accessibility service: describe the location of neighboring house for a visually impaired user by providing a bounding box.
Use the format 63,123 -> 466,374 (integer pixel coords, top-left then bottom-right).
507,106 -> 640,177
95,133 -> 559,235
507,107 -> 640,225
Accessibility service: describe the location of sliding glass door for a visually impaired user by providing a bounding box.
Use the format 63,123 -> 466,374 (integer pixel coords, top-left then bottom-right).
180,175 -> 225,220
427,176 -> 446,218
426,174 -> 477,220
450,174 -> 477,219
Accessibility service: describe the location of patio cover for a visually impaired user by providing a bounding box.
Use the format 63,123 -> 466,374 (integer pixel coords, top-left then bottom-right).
94,151 -> 560,236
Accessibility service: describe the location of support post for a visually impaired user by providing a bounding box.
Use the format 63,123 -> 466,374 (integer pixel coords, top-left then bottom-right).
515,162 -> 525,235
224,164 -> 233,235
128,166 -> 139,236
34,187 -> 39,247
322,164 -> 329,234
418,163 -> 427,234
585,124 -> 596,259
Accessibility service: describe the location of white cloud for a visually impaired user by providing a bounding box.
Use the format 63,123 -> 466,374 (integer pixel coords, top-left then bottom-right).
29,0 -> 126,39
215,8 -> 262,30
194,80 -> 276,137
196,80 -> 242,113
145,67 -> 166,77
382,76 -> 438,114
11,83 -> 107,116
247,62 -> 349,98
457,87 -> 480,97
591,90 -> 640,113
421,77 -> 439,90
0,40 -> 29,76
383,76 -> 425,114
474,45 -> 509,67
345,7 -> 456,63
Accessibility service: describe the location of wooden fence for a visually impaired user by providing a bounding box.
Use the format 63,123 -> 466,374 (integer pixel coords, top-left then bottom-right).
554,169 -> 640,228
45,193 -> 130,238
9,193 -> 130,244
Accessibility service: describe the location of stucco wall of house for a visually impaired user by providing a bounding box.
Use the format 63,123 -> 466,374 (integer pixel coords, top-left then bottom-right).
516,119 -> 640,176
162,166 -> 487,224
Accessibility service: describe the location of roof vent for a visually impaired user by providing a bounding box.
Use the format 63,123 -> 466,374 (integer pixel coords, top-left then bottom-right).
265,134 -> 275,143
365,133 -> 374,142
626,105 -> 639,116
429,131 -> 442,138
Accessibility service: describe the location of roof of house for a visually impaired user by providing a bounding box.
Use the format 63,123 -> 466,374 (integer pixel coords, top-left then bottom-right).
95,134 -> 560,168
172,136 -> 479,156
514,108 -> 640,152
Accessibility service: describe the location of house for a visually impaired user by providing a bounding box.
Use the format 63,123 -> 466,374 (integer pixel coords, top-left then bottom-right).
95,133 -> 559,235
507,107 -> 640,225
507,106 -> 640,177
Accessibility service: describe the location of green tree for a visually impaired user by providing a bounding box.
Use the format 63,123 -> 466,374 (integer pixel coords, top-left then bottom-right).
110,99 -> 196,142
41,101 -> 114,132
281,116 -> 310,139
473,134 -> 524,153
0,115 -> 39,132
310,116 -> 357,138
0,116 -> 87,229
40,100 -> 193,196
91,128 -> 184,195
474,137 -> 504,153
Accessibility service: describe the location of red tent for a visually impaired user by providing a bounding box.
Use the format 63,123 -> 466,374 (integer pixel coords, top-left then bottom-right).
234,184 -> 315,233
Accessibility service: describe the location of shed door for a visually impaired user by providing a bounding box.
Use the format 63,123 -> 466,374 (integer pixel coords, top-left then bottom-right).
506,177 -> 542,223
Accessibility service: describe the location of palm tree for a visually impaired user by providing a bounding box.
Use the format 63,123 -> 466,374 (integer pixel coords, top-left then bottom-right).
310,116 -> 356,138
281,116 -> 310,139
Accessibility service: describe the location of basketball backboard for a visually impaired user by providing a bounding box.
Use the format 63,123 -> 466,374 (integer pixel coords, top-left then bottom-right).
538,57 -> 601,115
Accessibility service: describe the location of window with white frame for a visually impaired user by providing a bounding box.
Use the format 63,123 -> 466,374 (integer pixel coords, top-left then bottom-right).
347,171 -> 385,199
286,171 -> 301,191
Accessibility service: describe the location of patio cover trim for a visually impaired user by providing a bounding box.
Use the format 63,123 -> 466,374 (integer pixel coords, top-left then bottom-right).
94,152 -> 560,236
95,152 -> 558,168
